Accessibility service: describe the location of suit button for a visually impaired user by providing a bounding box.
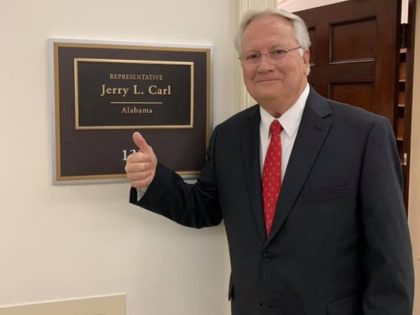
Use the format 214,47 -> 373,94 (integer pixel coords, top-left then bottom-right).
262,252 -> 272,262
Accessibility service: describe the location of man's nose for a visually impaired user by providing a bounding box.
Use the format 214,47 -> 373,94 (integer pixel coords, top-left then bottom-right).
257,54 -> 275,71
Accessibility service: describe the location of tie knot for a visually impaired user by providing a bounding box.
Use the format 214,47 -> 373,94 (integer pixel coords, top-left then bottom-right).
270,120 -> 282,136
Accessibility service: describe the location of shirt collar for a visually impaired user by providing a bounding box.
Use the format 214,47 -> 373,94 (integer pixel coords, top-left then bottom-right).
260,83 -> 310,138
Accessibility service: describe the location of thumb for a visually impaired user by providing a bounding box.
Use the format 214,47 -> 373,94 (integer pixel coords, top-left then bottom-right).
132,132 -> 152,153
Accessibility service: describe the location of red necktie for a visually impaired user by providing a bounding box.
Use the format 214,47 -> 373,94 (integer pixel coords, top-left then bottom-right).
262,120 -> 282,236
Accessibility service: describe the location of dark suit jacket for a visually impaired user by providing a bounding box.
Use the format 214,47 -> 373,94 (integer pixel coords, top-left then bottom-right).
130,88 -> 414,315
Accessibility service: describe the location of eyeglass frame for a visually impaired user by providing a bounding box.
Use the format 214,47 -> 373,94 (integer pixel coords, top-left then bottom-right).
239,46 -> 302,68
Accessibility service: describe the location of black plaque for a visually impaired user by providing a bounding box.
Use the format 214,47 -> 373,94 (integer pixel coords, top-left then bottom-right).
52,41 -> 210,182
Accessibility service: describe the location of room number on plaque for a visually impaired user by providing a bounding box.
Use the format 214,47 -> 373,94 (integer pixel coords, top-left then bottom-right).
122,149 -> 136,161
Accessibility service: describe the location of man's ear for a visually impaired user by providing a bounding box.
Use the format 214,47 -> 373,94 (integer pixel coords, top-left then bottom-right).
303,49 -> 311,75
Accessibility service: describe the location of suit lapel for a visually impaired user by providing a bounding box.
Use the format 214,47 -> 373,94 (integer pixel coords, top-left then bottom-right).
240,106 -> 266,241
266,90 -> 332,244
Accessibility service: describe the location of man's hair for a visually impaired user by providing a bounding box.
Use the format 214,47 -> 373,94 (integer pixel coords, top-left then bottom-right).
234,9 -> 311,53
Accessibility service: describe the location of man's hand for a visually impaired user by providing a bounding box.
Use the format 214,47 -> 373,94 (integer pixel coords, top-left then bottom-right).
125,132 -> 158,189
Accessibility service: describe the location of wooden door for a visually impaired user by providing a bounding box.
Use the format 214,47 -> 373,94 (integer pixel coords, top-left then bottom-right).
295,0 -> 410,205
297,0 -> 400,119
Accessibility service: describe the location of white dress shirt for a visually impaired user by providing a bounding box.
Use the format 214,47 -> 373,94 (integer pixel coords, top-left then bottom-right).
259,83 -> 309,179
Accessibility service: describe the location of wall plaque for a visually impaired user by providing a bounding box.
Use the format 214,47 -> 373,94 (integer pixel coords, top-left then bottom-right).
51,40 -> 211,182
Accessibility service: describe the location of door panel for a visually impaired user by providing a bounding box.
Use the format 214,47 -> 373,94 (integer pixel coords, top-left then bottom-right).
330,82 -> 375,112
330,18 -> 377,62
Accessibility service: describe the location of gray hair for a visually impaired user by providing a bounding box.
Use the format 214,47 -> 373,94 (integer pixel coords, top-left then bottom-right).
234,9 -> 311,53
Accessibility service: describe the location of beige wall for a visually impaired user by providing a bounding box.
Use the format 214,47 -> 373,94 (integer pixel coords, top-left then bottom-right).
409,1 -> 420,314
0,1 -> 237,315
277,0 -> 348,11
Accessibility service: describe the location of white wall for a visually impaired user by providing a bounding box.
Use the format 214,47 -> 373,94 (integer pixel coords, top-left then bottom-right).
277,0 -> 348,11
0,1 -> 236,314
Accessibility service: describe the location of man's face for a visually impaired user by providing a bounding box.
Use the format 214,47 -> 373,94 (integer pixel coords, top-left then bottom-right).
240,15 -> 310,111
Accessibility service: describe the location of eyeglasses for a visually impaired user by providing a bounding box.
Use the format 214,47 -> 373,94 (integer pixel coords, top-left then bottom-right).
240,46 -> 301,68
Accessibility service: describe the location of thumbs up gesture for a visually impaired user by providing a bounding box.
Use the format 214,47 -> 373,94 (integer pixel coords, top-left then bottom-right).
125,132 -> 158,189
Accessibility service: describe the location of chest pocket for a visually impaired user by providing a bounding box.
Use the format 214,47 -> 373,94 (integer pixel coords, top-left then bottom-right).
302,184 -> 352,203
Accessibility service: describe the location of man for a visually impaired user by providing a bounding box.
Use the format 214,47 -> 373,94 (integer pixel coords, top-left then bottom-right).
125,9 -> 414,315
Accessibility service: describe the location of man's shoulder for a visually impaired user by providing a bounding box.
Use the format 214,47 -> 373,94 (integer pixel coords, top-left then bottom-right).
216,104 -> 260,130
304,87 -> 385,125
327,98 -> 388,125
306,89 -> 392,135
308,88 -> 385,123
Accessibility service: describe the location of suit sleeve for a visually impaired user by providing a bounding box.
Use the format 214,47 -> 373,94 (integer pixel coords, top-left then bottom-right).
129,128 -> 222,228
359,117 -> 414,314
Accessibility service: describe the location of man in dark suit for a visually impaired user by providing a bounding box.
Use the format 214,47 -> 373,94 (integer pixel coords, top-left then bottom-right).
125,9 -> 414,315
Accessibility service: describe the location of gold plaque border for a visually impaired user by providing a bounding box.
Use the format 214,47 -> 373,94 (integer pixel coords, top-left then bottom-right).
73,58 -> 195,130
52,41 -> 211,182
55,170 -> 201,182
